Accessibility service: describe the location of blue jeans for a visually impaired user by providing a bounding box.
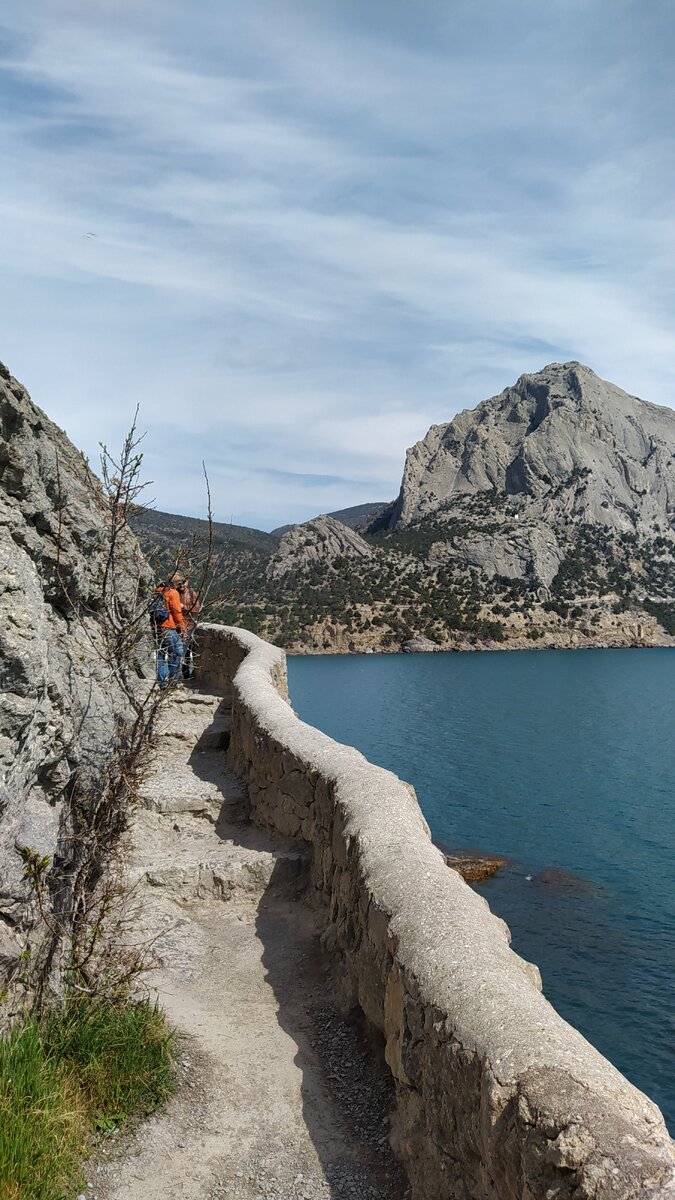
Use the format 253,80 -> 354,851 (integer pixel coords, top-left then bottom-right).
157,629 -> 184,687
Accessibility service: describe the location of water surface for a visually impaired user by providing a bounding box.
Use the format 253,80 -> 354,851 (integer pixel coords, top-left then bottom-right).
288,648 -> 675,1131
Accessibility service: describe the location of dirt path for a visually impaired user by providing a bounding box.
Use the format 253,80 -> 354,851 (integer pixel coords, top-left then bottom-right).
87,688 -> 408,1200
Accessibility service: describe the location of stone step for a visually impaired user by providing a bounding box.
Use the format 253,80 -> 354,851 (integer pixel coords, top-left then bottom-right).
138,751 -> 248,821
140,849 -> 309,904
155,710 -> 230,744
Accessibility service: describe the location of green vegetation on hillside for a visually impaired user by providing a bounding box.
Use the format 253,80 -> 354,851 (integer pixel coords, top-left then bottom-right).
132,508 -> 277,556
131,507 -> 274,605
132,497 -> 675,651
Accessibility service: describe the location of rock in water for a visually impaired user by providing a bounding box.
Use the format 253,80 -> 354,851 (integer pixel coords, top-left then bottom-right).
534,865 -> 600,894
444,854 -> 507,882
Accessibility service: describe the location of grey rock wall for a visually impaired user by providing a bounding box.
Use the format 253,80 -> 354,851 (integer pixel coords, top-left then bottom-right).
378,362 -> 675,588
197,623 -> 675,1200
0,362 -> 149,999
389,362 -> 675,534
269,513 -> 373,578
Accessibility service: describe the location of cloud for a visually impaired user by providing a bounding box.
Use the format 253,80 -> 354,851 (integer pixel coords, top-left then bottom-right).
0,1 -> 674,528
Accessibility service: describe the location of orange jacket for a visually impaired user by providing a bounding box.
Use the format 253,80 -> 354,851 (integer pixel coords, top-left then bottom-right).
158,587 -> 186,633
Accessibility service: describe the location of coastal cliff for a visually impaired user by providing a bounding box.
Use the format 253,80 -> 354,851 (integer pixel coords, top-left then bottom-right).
0,361 -> 148,1010
1,360 -> 674,1197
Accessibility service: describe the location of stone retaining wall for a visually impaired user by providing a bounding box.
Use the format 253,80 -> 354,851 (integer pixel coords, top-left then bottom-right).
197,624 -> 675,1199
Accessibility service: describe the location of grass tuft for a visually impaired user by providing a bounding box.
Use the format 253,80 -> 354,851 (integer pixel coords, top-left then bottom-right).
0,998 -> 174,1200
45,997 -> 174,1127
0,1019 -> 88,1200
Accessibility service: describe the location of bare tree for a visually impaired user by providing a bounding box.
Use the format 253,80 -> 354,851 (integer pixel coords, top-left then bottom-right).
21,415 -> 223,1007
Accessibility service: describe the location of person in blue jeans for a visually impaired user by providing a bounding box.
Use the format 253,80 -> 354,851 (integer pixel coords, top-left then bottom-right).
158,626 -> 184,689
154,577 -> 186,689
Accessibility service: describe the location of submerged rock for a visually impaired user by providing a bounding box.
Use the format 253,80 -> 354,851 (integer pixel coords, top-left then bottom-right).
444,854 -> 506,883
534,865 -> 600,894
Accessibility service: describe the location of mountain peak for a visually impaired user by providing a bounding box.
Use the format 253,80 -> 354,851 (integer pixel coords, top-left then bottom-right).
384,364 -> 675,533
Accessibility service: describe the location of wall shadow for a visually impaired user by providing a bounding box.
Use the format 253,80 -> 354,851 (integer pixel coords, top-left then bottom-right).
185,694 -> 408,1199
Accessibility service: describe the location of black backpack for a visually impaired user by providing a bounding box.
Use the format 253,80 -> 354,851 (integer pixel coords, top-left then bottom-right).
147,589 -> 170,626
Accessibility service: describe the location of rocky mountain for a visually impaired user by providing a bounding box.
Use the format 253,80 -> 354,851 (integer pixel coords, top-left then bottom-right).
206,363 -> 674,654
269,514 -> 373,577
132,362 -> 675,654
0,361 -> 148,1010
271,501 -> 388,539
377,361 -> 675,585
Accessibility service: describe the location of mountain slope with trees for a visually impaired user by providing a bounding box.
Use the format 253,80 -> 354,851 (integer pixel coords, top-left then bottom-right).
134,363 -> 675,653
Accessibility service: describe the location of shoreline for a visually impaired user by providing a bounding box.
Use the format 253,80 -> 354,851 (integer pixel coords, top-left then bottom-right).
283,636 -> 675,656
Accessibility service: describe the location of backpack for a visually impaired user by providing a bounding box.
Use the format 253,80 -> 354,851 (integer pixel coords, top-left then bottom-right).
147,589 -> 170,626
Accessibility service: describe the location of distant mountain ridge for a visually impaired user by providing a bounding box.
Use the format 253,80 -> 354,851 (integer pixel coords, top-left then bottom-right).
130,509 -> 277,608
132,508 -> 277,556
271,501 -> 388,539
135,363 -> 675,654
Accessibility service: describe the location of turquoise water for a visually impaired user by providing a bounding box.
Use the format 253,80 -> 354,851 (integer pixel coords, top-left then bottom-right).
287,648 -> 675,1131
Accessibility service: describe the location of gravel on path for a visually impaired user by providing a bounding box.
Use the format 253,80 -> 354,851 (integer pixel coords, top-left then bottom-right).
86,688 -> 409,1200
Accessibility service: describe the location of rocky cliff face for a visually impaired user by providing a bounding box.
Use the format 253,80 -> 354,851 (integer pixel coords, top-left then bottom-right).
269,514 -> 373,578
389,362 -> 675,530
237,363 -> 674,653
379,362 -> 675,586
0,361 -> 148,1000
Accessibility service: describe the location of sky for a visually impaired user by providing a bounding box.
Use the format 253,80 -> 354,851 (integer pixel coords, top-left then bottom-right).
1,1 -> 674,530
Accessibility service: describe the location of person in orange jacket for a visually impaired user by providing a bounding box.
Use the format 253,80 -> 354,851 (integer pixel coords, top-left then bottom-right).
155,574 -> 187,689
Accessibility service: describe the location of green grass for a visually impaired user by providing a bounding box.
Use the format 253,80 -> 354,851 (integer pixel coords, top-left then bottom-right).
0,998 -> 175,1200
0,1020 -> 88,1200
44,997 -> 174,1127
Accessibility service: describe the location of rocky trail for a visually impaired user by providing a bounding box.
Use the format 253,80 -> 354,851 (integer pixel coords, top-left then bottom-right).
86,686 -> 408,1200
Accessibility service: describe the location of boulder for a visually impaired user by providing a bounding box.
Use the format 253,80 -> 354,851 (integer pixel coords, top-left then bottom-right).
400,636 -> 441,653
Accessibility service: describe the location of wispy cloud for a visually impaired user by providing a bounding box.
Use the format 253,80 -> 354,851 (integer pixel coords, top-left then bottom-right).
0,1 -> 674,527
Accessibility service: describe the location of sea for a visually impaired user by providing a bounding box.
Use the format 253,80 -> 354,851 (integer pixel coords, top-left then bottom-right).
287,647 -> 675,1132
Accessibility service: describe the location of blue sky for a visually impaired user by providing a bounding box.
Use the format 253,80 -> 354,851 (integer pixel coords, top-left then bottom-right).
1,1 -> 674,529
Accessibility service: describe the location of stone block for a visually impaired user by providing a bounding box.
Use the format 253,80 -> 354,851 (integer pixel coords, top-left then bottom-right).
274,809 -> 301,839
384,968 -> 412,1085
279,769 -> 313,806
